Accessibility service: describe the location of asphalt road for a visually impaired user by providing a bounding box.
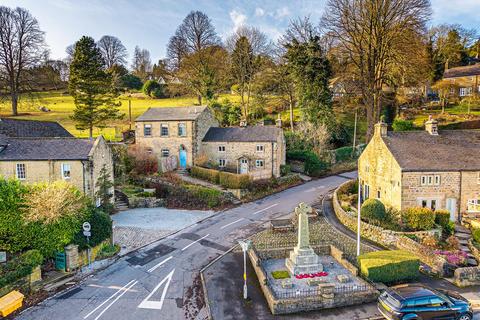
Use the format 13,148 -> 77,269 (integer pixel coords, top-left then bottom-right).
17,172 -> 357,320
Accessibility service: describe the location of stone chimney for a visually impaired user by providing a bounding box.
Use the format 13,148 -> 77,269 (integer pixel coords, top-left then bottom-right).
374,120 -> 388,138
425,115 -> 439,135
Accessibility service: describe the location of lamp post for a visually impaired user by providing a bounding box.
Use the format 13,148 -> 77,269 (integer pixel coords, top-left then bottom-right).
357,182 -> 362,256
238,240 -> 252,300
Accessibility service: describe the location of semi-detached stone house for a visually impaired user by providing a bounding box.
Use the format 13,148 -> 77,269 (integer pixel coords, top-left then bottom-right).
358,118 -> 480,222
135,106 -> 286,179
0,118 -> 114,204
443,63 -> 480,98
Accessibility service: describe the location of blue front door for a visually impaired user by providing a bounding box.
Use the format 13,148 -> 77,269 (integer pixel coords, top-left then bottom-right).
179,150 -> 187,169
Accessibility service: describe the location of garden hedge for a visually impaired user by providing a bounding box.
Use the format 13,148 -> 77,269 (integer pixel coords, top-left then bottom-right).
358,250 -> 419,283
286,150 -> 328,176
218,171 -> 251,189
434,210 -> 450,228
190,166 -> 220,184
402,207 -> 435,231
0,249 -> 44,288
361,199 -> 387,222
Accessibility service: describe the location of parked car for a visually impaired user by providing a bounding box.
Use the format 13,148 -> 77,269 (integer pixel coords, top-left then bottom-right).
378,284 -> 472,320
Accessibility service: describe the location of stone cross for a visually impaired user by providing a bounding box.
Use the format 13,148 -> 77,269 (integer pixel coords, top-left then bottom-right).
295,202 -> 312,249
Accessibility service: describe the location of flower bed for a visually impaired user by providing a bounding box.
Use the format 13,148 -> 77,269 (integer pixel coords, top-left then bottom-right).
434,250 -> 468,266
295,272 -> 329,279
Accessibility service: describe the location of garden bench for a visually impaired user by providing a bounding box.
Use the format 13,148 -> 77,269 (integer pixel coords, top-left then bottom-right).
0,290 -> 24,317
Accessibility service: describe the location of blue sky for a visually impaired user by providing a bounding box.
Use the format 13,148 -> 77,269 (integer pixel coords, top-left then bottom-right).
3,0 -> 480,63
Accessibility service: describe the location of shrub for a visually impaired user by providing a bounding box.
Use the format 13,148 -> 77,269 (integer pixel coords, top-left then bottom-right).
444,221 -> 455,236
401,207 -> 435,231
334,146 -> 354,162
435,210 -> 450,229
422,235 -> 438,248
218,171 -> 251,189
127,145 -> 158,174
280,164 -> 291,176
73,208 -> 112,250
142,80 -> 162,97
472,228 -> 480,244
446,235 -> 460,250
185,185 -> 223,208
287,150 -> 328,176
361,199 -> 387,222
190,166 -> 220,184
392,119 -> 415,131
96,243 -> 120,260
271,270 -> 290,279
358,250 -> 419,283
0,250 -> 44,288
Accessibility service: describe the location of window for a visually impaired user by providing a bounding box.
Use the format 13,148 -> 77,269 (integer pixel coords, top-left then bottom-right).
256,145 -> 264,152
218,145 -> 226,152
365,164 -> 370,173
16,163 -> 26,180
421,175 -> 440,186
363,184 -> 370,200
434,175 -> 441,185
414,298 -> 431,307
161,124 -> 169,136
377,190 -> 381,199
477,172 -> 480,184
178,123 -> 186,137
431,199 -> 437,211
421,176 -> 427,185
144,124 -> 152,136
422,200 -> 428,208
61,163 -> 71,179
467,199 -> 480,212
219,159 -> 226,167
161,149 -> 170,157
460,87 -> 467,96
255,160 -> 264,168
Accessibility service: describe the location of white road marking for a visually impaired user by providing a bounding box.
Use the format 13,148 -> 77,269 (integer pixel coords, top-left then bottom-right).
305,186 -> 326,192
138,269 -> 175,310
220,218 -> 244,229
84,280 -> 136,319
93,280 -> 138,320
252,203 -> 278,215
181,234 -> 209,251
147,256 -> 173,273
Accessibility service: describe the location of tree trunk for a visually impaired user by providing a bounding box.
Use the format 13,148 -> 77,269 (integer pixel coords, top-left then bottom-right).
89,126 -> 93,140
289,97 -> 294,131
197,95 -> 202,105
11,90 -> 18,116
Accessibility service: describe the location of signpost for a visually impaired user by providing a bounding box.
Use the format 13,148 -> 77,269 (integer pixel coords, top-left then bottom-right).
83,222 -> 92,267
0,251 -> 6,263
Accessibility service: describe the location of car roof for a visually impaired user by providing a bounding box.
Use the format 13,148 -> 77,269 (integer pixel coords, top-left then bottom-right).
389,285 -> 437,301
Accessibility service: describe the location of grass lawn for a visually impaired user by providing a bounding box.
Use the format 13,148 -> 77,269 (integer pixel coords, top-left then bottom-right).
0,91 -> 239,140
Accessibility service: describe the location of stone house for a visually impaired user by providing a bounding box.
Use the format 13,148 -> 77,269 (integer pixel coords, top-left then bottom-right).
135,106 -> 218,169
358,118 -> 480,222
135,106 -> 286,179
0,118 -> 113,203
201,126 -> 286,179
442,63 -> 480,98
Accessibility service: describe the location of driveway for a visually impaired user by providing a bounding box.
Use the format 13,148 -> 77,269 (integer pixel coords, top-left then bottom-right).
112,208 -> 215,254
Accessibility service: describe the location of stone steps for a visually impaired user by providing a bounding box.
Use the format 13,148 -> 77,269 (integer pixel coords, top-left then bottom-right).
455,224 -> 470,234
456,233 -> 471,240
115,201 -> 129,211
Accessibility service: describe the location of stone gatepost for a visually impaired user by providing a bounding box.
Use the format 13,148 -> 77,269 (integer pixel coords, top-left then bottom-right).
318,283 -> 335,308
65,244 -> 79,272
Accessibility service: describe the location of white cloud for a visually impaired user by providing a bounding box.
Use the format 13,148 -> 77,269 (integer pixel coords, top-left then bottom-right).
275,6 -> 290,19
229,10 -> 247,31
255,7 -> 265,17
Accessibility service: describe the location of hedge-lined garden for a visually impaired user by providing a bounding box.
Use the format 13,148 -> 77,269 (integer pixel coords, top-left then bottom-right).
190,166 -> 251,189
358,250 -> 420,283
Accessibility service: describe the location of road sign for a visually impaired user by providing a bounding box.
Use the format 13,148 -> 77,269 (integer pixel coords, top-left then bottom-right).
83,231 -> 91,237
0,251 -> 6,263
82,222 -> 91,232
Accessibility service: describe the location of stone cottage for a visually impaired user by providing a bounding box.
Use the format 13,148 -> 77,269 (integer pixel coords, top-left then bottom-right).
358,117 -> 480,222
0,118 -> 113,203
135,106 -> 286,179
442,63 -> 480,98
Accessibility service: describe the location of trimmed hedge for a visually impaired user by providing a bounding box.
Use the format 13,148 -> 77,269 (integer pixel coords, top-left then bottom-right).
0,249 -> 44,288
190,166 -> 220,184
361,199 -> 387,222
185,185 -> 223,208
218,171 -> 251,189
402,207 -> 435,231
358,250 -> 419,283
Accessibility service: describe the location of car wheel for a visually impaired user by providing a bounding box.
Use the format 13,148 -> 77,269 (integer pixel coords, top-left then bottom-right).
458,313 -> 472,320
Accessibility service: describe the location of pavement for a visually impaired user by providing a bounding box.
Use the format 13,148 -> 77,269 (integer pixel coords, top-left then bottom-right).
111,208 -> 215,254
16,172 -> 358,320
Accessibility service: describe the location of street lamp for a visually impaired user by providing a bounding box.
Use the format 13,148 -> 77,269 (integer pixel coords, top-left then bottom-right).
238,240 -> 252,300
357,181 -> 362,256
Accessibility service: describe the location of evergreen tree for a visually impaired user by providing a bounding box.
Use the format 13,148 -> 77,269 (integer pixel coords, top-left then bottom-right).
69,36 -> 124,139
285,37 -> 334,128
95,164 -> 114,213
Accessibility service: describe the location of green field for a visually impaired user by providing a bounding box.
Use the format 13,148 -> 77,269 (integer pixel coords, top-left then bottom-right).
0,91 -> 239,139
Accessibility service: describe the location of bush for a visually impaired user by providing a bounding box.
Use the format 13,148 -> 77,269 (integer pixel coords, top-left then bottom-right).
422,235 -> 438,248
392,119 -> 415,131
218,171 -> 251,189
287,150 -> 328,176
185,185 -> 223,208
280,164 -> 291,176
271,270 -> 290,279
96,243 -> 120,260
435,210 -> 450,228
358,250 -> 419,283
446,235 -> 460,250
444,221 -> 455,236
142,80 -> 162,97
334,146 -> 354,162
401,207 -> 435,231
473,228 -> 480,244
73,208 -> 112,250
190,166 -> 220,184
361,199 -> 387,222
0,250 -> 44,288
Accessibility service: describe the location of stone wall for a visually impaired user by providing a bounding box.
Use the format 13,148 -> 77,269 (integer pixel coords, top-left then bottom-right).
248,245 -> 377,315
460,171 -> 480,214
454,266 -> 480,287
128,196 -> 165,208
88,136 -> 114,201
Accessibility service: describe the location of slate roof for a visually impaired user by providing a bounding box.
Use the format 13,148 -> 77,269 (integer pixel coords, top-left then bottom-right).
0,137 -> 94,161
202,126 -> 282,143
0,118 -> 72,138
443,64 -> 480,79
382,130 -> 480,171
136,106 -> 207,121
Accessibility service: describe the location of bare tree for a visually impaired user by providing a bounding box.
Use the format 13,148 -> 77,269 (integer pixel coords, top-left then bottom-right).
0,6 -> 46,115
280,16 -> 318,46
97,35 -> 128,68
226,25 -> 273,56
131,46 -> 152,80
167,11 -> 220,69
323,0 -> 431,140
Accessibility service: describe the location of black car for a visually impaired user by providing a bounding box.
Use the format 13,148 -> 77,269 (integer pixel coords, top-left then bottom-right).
378,284 -> 472,320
